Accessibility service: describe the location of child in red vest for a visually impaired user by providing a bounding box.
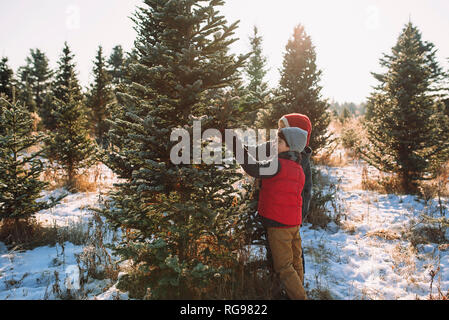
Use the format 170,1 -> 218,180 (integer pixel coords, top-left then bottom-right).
228,127 -> 308,300
246,114 -> 313,291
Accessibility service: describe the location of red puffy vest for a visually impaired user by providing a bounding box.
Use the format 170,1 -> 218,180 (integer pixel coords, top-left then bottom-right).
258,158 -> 305,226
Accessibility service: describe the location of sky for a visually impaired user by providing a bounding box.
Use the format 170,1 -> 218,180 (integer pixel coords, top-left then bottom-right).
1,0 -> 448,104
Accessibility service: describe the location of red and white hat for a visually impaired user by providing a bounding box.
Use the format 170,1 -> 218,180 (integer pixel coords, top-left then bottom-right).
279,113 -> 312,147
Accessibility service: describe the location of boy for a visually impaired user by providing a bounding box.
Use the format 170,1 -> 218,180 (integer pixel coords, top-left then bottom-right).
228,127 -> 308,300
250,114 -> 313,287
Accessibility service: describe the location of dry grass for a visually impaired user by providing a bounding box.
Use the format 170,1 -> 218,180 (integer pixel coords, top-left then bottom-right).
72,174 -> 98,193
427,290 -> 449,300
304,239 -> 335,300
30,112 -> 41,132
0,213 -> 120,300
435,161 -> 449,197
313,150 -> 348,167
331,117 -> 368,161
313,117 -> 368,167
304,167 -> 345,231
360,160 -> 449,198
209,253 -> 280,300
418,162 -> 449,200
341,119 -> 366,155
32,213 -> 119,300
366,229 -> 401,241
75,213 -> 119,293
118,244 -> 280,300
361,166 -> 405,195
40,166 -> 67,191
390,243 -> 417,279
0,217 -> 89,251
312,133 -> 348,167
340,221 -> 357,235
41,165 -> 100,193
405,225 -> 447,248
306,207 -> 333,229
422,266 -> 449,300
0,218 -> 49,250
308,287 -> 334,300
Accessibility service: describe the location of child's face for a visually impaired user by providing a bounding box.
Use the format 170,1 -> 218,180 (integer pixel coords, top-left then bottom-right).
277,137 -> 290,153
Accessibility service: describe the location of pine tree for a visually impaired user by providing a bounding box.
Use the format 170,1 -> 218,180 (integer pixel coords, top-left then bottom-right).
0,96 -> 65,224
241,26 -> 272,126
0,57 -> 14,100
445,58 -> 449,117
44,43 -> 96,193
17,49 -> 53,113
340,107 -> 351,124
246,26 -> 268,94
41,42 -> 83,131
102,0 -> 248,299
107,45 -> 126,87
52,42 -> 83,102
44,93 -> 97,193
361,22 -> 449,193
87,46 -> 114,149
263,25 -> 331,152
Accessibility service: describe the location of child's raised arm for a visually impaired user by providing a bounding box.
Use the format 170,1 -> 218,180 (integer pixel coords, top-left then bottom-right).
225,131 -> 281,179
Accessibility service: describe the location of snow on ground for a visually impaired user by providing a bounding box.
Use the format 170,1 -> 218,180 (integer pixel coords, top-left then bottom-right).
0,160 -> 448,300
35,163 -> 122,227
35,190 -> 99,227
301,162 -> 449,300
0,163 -> 123,300
0,239 -> 127,300
0,242 -> 84,299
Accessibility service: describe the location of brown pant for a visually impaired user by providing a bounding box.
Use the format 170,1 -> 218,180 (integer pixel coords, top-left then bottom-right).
267,226 -> 307,300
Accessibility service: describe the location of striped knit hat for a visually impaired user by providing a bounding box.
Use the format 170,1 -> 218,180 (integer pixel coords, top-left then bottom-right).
279,127 -> 308,154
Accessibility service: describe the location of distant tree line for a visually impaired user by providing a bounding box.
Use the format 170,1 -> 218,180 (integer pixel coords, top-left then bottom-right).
329,101 -> 367,119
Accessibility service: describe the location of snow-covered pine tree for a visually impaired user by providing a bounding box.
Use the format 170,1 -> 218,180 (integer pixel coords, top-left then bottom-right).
87,46 -> 114,149
361,22 -> 449,193
263,24 -> 331,152
0,96 -> 65,238
102,0 -> 249,299
41,42 -> 83,131
0,57 -> 14,100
